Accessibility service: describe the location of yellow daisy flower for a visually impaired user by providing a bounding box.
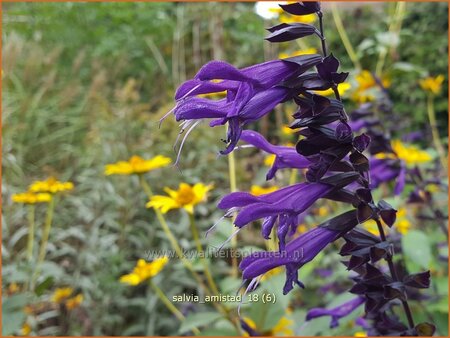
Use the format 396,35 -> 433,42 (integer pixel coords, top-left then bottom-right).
316,206 -> 328,217
363,208 -> 412,235
261,266 -> 284,281
242,311 -> 294,336
271,314 -> 294,336
120,257 -> 169,286
250,185 -> 279,196
146,183 -> 213,214
376,140 -> 432,166
315,82 -> 352,97
104,155 -> 171,176
281,125 -> 297,135
351,70 -> 391,103
29,177 -> 74,194
66,294 -> 84,310
51,287 -> 74,303
280,12 -> 316,24
21,323 -> 32,336
12,192 -> 52,204
419,75 -> 445,95
264,154 -> 276,167
296,224 -> 308,234
278,47 -> 318,59
8,282 -> 20,294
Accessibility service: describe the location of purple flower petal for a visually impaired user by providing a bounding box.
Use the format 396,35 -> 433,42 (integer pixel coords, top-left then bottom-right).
306,297 -> 365,328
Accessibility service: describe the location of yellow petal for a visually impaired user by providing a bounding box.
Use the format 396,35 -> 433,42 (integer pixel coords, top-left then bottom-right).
119,273 -> 141,286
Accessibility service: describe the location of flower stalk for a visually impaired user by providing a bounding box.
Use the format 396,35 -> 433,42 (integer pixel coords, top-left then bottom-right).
139,175 -> 240,332
227,150 -> 239,278
32,196 -> 55,287
188,213 -> 220,296
148,279 -> 201,335
330,4 -> 361,70
427,94 -> 447,170
26,205 -> 36,262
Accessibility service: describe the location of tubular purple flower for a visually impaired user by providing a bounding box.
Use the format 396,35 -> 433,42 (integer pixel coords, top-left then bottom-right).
239,130 -> 311,179
240,226 -> 343,294
173,87 -> 292,155
370,158 -> 406,195
170,57 -> 322,156
306,296 -> 365,328
218,182 -> 334,249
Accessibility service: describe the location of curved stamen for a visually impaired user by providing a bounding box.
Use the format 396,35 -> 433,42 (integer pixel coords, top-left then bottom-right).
174,120 -> 200,166
205,208 -> 238,237
217,227 -> 241,251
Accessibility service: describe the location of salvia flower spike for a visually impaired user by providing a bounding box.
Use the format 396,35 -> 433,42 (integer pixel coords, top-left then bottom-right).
168,1 -> 433,335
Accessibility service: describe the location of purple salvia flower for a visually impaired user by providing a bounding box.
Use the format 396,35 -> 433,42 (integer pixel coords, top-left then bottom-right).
240,226 -> 343,295
306,297 -> 365,328
239,130 -> 311,180
218,182 -> 333,250
170,57 -> 321,157
369,158 -> 406,195
174,87 -> 291,156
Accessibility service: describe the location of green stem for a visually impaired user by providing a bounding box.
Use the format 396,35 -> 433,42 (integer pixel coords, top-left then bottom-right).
32,197 -> 55,288
26,205 -> 36,262
149,279 -> 200,335
427,94 -> 448,170
38,197 -> 55,263
289,169 -> 297,186
188,213 -> 220,296
227,151 -> 239,278
375,2 -> 406,76
139,175 -> 239,330
331,4 -> 361,71
139,175 -> 194,269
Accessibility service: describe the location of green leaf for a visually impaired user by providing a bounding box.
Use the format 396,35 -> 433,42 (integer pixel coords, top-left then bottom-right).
402,230 -> 432,270
2,293 -> 30,312
35,276 -> 54,296
247,287 -> 285,332
1,310 -> 26,336
2,294 -> 31,335
178,312 -> 223,334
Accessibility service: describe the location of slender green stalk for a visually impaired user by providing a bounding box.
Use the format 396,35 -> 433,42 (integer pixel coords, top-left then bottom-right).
375,2 -> 406,76
331,4 -> 361,71
138,175 -> 240,332
139,175 -> 195,270
188,213 -> 220,296
427,94 -> 448,170
289,169 -> 297,186
227,151 -> 239,278
26,205 -> 36,262
37,198 -> 55,264
32,197 -> 55,288
149,279 -> 200,335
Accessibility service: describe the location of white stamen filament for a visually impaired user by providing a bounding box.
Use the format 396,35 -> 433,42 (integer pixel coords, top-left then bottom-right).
174,120 -> 200,166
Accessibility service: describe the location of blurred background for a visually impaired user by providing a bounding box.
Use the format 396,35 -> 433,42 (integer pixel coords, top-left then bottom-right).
2,1 -> 448,336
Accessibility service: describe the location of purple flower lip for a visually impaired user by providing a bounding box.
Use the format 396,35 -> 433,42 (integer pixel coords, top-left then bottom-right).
240,226 -> 341,294
170,58 -> 324,157
306,296 -> 365,328
239,210 -> 359,294
218,182 -> 333,250
369,157 -> 406,195
175,57 -> 319,101
239,130 -> 310,180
